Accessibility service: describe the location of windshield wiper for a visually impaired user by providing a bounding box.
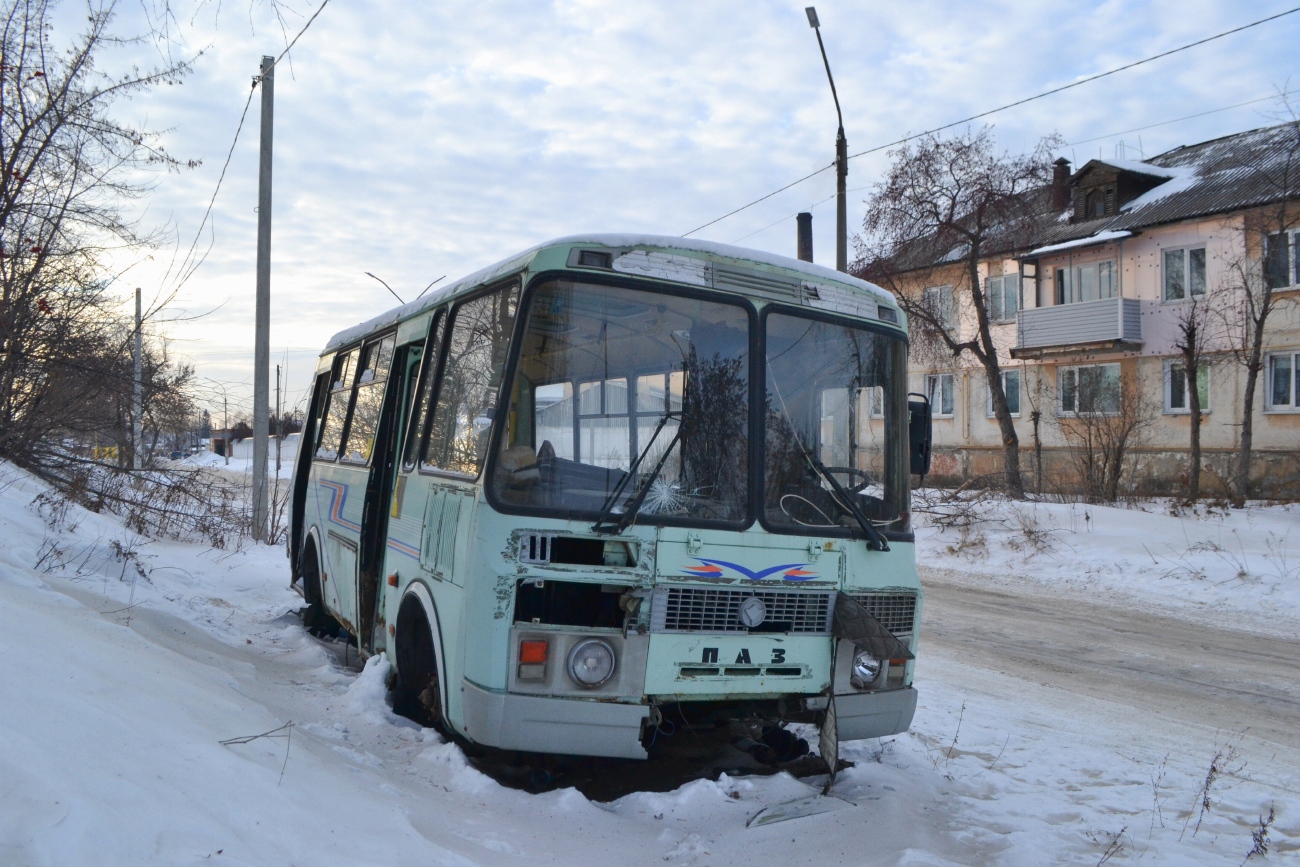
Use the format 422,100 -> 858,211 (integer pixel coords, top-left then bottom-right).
591,412 -> 684,535
806,454 -> 890,552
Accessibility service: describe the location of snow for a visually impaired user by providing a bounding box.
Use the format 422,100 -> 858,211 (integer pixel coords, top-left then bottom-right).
1119,166 -> 1200,213
180,448 -> 295,480
915,496 -> 1300,638
325,234 -> 893,351
1027,230 -> 1133,257
1089,159 -> 1180,179
1,461 -> 1297,865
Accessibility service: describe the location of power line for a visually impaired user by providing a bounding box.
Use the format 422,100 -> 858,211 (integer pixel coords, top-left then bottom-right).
164,86 -> 257,300
681,162 -> 833,237
683,5 -> 1300,237
845,5 -> 1300,162
731,88 -> 1300,246
1066,88 -> 1300,148
730,193 -> 834,244
162,0 -> 333,302
262,0 -> 333,78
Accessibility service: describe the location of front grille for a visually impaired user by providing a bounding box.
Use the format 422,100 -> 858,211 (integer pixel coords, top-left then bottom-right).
650,587 -> 835,634
849,592 -> 918,635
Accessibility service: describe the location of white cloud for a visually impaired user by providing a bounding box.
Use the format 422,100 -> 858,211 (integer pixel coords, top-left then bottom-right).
73,0 -> 1300,412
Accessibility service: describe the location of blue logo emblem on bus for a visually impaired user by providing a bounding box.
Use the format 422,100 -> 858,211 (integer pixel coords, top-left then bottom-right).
682,558 -> 817,582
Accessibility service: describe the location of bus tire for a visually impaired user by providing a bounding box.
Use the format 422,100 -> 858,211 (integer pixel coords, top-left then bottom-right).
394,594 -> 443,730
300,538 -> 340,637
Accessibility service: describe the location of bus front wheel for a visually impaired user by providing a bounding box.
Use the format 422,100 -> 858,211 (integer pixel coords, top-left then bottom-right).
394,595 -> 443,729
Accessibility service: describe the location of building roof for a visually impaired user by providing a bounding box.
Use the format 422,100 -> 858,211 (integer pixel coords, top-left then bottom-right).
1027,122 -> 1300,252
862,122 -> 1300,279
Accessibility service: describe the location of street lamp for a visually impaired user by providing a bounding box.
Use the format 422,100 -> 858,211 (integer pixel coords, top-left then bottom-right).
806,6 -> 848,273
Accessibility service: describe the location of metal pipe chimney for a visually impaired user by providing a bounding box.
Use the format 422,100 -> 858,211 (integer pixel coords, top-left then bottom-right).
797,212 -> 814,262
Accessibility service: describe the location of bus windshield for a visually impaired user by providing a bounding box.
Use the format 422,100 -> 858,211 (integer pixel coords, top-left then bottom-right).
491,279 -> 750,526
763,310 -> 910,536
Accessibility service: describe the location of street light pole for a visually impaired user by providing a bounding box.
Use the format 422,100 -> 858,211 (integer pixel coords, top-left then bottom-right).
806,7 -> 848,273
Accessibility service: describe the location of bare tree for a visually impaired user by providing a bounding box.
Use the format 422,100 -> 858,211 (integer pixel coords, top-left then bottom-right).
856,127 -> 1063,498
1213,115 -> 1300,506
1054,364 -> 1157,503
1170,291 -> 1220,501
0,0 -> 194,470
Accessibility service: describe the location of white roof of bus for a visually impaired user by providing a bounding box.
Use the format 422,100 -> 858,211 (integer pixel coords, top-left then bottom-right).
324,233 -> 894,352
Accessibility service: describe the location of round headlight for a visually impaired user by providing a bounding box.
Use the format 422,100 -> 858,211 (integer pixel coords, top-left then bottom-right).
567,639 -> 616,688
851,649 -> 881,686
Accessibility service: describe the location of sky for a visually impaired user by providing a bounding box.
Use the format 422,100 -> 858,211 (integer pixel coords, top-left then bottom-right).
64,0 -> 1300,420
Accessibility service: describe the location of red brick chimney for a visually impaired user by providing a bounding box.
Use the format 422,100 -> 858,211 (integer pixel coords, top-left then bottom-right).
1052,158 -> 1071,211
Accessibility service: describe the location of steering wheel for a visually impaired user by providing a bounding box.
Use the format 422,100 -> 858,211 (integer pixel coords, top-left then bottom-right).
820,466 -> 875,494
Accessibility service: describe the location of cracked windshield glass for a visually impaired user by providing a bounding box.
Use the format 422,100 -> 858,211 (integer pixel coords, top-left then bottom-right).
492,280 -> 749,525
764,311 -> 909,535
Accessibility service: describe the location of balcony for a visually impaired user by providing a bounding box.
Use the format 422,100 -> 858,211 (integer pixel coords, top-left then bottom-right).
1013,297 -> 1142,357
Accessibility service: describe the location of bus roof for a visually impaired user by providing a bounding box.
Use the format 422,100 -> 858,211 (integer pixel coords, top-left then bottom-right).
324,233 -> 896,352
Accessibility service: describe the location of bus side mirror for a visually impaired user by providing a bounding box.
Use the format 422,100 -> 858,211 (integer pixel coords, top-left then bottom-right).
908,393 -> 931,479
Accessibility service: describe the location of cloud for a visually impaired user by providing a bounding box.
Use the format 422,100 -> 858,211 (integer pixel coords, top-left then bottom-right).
80,0 -> 1299,409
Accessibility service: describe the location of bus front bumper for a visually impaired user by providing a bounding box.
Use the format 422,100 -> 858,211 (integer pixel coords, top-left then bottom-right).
460,679 -> 650,760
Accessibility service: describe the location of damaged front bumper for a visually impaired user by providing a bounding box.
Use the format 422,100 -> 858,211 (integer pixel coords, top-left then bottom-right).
460,678 -> 650,760
834,686 -> 917,741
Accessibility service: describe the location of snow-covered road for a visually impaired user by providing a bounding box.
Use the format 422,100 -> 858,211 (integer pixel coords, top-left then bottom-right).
2,465 -> 1296,865
922,568 -> 1300,752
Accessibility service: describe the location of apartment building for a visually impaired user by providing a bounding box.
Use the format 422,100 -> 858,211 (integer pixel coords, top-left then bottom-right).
871,123 -> 1300,498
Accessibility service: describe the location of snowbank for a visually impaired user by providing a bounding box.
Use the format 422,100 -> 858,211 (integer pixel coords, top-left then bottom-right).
0,463 -> 1295,864
915,496 -> 1300,637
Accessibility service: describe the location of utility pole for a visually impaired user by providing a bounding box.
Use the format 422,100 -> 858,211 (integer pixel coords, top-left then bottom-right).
133,287 -> 143,470
223,394 -> 230,466
806,7 -> 848,272
252,55 -> 275,542
132,289 -> 143,469
275,363 -> 282,475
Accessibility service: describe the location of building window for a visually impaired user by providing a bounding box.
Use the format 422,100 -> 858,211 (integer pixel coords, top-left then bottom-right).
1163,247 -> 1207,301
1164,360 -> 1209,413
1264,231 -> 1300,289
984,274 -> 1019,323
866,385 -> 885,419
1059,363 -> 1121,415
926,373 -> 954,417
986,369 -> 1021,417
1056,260 -> 1117,304
1267,351 -> 1299,410
1085,189 -> 1105,218
923,285 -> 956,330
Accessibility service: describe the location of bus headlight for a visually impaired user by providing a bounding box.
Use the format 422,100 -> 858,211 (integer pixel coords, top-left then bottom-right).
567,639 -> 616,688
851,649 -> 881,688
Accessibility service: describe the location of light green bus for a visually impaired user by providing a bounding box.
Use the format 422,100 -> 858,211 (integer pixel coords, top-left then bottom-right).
289,234 -> 929,760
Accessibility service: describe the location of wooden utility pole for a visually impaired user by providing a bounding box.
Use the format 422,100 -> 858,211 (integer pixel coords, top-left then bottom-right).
252,55 -> 274,541
275,363 -> 282,474
133,287 -> 143,469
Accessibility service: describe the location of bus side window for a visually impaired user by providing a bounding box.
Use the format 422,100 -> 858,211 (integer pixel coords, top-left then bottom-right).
402,310 -> 445,471
423,282 -> 518,476
316,348 -> 359,461
340,334 -> 396,464
306,367 -> 331,454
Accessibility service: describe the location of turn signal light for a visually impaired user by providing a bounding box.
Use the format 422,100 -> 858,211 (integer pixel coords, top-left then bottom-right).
519,640 -> 548,664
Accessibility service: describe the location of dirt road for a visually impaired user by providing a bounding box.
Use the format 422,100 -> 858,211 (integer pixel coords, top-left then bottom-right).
920,567 -> 1300,751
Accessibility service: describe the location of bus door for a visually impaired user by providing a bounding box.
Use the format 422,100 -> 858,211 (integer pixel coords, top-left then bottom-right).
311,333 -> 397,640
378,311 -> 446,649
356,338 -> 418,653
